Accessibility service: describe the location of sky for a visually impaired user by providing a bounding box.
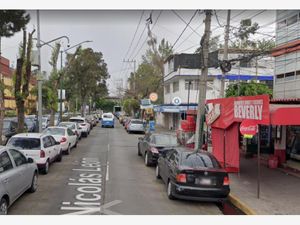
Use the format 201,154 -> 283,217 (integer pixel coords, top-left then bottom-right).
1,10 -> 276,96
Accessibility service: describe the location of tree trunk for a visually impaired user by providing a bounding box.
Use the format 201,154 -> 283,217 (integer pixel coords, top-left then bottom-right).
17,100 -> 25,133
49,108 -> 55,126
0,36 -> 4,145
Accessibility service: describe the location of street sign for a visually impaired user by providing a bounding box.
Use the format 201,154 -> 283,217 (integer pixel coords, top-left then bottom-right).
149,92 -> 158,102
172,96 -> 182,106
240,120 -> 258,137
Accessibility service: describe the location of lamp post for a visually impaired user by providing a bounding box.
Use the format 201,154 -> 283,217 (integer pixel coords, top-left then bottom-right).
36,10 -> 70,132
59,40 -> 93,122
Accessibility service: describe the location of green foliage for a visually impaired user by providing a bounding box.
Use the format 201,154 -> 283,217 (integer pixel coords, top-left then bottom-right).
225,81 -> 272,97
95,98 -> 116,112
0,10 -> 30,37
195,35 -> 222,53
123,98 -> 139,115
5,110 -> 16,117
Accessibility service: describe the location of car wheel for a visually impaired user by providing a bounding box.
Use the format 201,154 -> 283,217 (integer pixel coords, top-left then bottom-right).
66,145 -> 71,155
57,150 -> 63,162
0,198 -> 8,215
156,165 -> 161,179
137,144 -> 142,156
145,152 -> 151,167
167,180 -> 176,200
43,160 -> 49,175
28,172 -> 38,193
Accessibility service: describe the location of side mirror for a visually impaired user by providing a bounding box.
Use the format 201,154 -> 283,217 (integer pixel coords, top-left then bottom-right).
138,137 -> 143,141
27,158 -> 34,164
55,141 -> 60,145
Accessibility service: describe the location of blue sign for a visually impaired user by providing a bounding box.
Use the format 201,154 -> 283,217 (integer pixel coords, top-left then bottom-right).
149,120 -> 155,132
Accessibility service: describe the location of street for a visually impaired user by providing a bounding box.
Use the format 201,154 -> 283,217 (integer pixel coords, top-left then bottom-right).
8,122 -> 221,215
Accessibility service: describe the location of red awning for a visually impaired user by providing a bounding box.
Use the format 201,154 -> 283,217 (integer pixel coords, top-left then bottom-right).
270,104 -> 300,125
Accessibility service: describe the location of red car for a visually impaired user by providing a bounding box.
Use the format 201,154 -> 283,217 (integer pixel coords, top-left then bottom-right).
124,118 -> 131,130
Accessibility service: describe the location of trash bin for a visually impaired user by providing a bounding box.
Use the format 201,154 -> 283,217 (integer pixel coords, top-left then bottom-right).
268,155 -> 279,169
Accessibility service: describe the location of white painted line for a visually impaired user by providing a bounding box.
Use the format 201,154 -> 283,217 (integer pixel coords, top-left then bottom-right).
69,178 -> 75,181
62,202 -> 71,205
106,162 -> 109,181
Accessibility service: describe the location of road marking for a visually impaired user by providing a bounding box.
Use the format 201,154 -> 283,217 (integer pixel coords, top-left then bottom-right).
62,202 -> 71,205
106,162 -> 109,181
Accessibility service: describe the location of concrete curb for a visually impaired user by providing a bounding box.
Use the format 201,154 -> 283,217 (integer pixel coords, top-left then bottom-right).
228,193 -> 257,215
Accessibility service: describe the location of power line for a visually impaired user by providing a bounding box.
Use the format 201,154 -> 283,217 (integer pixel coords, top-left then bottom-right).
171,10 -> 199,50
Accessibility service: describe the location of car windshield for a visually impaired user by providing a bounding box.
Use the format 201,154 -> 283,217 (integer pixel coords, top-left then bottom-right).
103,114 -> 112,118
131,120 -> 143,124
25,119 -> 34,125
70,119 -> 84,123
44,128 -> 65,136
180,152 -> 221,169
154,135 -> 178,146
7,137 -> 41,150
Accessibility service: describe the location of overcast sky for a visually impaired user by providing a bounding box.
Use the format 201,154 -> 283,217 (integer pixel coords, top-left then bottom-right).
1,10 -> 276,96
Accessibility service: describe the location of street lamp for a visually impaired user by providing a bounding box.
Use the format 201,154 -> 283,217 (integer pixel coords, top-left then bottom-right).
36,10 -> 70,132
59,40 -> 93,122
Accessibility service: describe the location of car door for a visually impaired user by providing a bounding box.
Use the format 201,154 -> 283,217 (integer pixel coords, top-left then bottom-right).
67,128 -> 76,147
43,136 -> 55,162
6,149 -> 29,198
49,136 -> 60,157
160,150 -> 175,183
0,151 -> 21,204
142,134 -> 151,156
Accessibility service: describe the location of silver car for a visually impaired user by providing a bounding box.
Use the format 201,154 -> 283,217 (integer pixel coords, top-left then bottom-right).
0,146 -> 38,215
127,119 -> 145,134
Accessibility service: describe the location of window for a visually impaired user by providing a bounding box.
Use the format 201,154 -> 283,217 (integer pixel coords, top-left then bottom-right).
285,71 -> 295,81
153,135 -> 178,146
43,137 -> 52,148
0,151 -> 13,173
9,149 -> 27,167
44,127 -> 65,136
49,136 -> 57,146
180,152 -> 221,169
7,137 -> 41,150
194,80 -> 199,90
67,129 -> 74,136
165,84 -> 170,94
173,81 -> 179,92
185,80 -> 193,90
277,19 -> 287,29
287,14 -> 298,26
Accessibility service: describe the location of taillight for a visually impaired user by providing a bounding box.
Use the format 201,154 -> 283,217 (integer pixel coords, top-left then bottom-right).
60,137 -> 67,143
176,173 -> 187,183
223,176 -> 230,186
150,147 -> 159,154
40,150 -> 45,158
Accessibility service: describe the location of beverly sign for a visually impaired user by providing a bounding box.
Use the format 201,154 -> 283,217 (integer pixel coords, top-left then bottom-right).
234,99 -> 263,121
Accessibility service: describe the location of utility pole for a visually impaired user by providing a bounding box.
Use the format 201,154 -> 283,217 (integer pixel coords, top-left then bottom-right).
36,10 -> 43,132
123,59 -> 136,93
220,10 -> 231,98
194,10 -> 212,150
59,51 -> 63,123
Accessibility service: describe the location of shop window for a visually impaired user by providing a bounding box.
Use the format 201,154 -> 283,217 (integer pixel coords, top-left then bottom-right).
287,14 -> 298,26
173,81 -> 179,92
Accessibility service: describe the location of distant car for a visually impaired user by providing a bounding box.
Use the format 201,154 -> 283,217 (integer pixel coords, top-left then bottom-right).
2,119 -> 18,145
0,147 -> 38,215
43,127 -> 77,155
156,147 -> 230,202
58,122 -> 82,140
101,113 -> 115,128
54,114 -> 60,126
25,117 -> 38,133
42,117 -> 49,130
6,133 -> 62,174
127,119 -> 145,134
69,117 -> 91,137
138,133 -> 179,166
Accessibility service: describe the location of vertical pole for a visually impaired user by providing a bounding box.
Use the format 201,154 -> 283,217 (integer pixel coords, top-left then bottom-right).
0,36 -> 4,145
187,81 -> 191,111
134,60 -> 136,94
60,51 -> 63,123
220,10 -> 231,98
257,125 -> 261,199
37,10 -> 43,132
194,10 -> 212,150
223,130 -> 226,168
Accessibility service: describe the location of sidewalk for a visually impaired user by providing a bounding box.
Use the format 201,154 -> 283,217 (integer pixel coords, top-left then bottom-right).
229,155 -> 300,215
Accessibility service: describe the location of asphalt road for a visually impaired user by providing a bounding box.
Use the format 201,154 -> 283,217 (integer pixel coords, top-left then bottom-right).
8,121 -> 222,215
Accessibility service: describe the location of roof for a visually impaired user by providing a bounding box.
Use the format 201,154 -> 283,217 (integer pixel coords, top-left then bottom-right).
70,116 -> 85,120
46,126 -> 68,130
12,133 -> 45,138
270,104 -> 300,125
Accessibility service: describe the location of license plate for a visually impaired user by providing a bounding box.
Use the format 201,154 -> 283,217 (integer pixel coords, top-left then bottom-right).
196,178 -> 212,185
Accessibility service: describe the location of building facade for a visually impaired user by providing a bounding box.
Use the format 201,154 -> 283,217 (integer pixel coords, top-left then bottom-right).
155,51 -> 274,130
273,10 -> 300,98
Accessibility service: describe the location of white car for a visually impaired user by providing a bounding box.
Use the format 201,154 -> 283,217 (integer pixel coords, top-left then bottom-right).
0,147 -> 38,215
6,133 -> 62,174
43,127 -> 77,155
58,122 -> 82,140
42,117 -> 49,130
69,117 -> 91,137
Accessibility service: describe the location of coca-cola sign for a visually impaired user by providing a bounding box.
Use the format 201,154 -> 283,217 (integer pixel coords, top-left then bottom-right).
240,120 -> 258,136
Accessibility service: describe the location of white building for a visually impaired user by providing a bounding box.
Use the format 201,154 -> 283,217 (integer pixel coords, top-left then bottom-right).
155,50 -> 274,130
273,10 -> 300,98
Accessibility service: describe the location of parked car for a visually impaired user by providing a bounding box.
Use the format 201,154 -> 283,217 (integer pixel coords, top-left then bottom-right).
127,119 -> 145,134
156,147 -> 230,202
54,114 -> 60,126
6,133 -> 62,174
124,118 -> 131,130
101,113 -> 115,128
42,117 -> 49,130
2,119 -> 18,145
58,122 -> 82,140
69,117 -> 91,137
43,126 -> 77,155
25,117 -> 38,133
0,146 -> 38,215
138,133 -> 179,166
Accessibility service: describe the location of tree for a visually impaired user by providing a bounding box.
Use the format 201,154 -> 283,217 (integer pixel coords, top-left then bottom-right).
0,10 -> 30,144
95,98 -> 116,112
14,29 -> 35,133
195,35 -> 222,53
65,48 -> 109,116
123,98 -> 139,116
225,81 -> 272,97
